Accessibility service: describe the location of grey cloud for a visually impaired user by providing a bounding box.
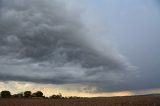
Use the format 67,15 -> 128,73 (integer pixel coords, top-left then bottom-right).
0,0 -> 136,92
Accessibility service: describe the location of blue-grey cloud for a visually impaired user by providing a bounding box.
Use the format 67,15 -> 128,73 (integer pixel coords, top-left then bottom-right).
99,0 -> 160,91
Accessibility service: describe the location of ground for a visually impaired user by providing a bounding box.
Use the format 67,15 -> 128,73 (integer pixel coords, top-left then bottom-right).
0,96 -> 160,106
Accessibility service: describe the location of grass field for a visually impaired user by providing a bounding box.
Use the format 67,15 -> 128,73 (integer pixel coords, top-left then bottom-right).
0,96 -> 160,106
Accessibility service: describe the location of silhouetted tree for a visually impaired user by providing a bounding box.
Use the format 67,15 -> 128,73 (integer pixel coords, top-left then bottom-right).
24,91 -> 32,98
68,96 -> 81,99
50,93 -> 62,99
0,90 -> 11,98
32,93 -> 36,97
12,93 -> 23,98
34,91 -> 43,97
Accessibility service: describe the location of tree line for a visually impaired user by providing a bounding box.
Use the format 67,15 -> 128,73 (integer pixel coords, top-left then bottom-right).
0,90 -> 83,99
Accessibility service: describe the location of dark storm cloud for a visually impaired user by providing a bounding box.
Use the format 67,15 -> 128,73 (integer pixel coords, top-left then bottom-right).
0,0 -> 136,92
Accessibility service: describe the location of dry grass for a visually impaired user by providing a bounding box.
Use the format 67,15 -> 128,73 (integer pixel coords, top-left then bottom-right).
0,96 -> 160,106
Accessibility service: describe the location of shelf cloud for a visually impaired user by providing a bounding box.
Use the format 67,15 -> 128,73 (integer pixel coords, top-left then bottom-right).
0,0 -> 136,92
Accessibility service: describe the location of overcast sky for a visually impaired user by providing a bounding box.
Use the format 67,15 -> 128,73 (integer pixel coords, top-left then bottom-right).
0,0 -> 160,96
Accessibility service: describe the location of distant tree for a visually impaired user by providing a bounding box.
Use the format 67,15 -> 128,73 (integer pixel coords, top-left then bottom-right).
68,96 -> 81,99
0,90 -> 11,98
34,91 -> 43,97
32,93 -> 37,97
24,91 -> 32,98
50,93 -> 62,99
12,93 -> 23,98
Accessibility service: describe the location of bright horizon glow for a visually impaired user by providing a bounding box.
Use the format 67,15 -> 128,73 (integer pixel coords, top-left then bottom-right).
1,81 -> 160,97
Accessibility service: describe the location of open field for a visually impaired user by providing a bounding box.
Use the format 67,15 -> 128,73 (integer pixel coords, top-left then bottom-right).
0,96 -> 160,106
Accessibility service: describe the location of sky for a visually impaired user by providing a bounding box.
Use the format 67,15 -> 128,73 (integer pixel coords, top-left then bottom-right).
0,0 -> 160,97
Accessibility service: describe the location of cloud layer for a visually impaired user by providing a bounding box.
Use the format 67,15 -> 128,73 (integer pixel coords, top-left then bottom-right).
0,0 -> 135,92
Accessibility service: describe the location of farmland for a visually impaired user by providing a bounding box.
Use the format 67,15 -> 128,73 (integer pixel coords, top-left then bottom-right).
0,95 -> 160,106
